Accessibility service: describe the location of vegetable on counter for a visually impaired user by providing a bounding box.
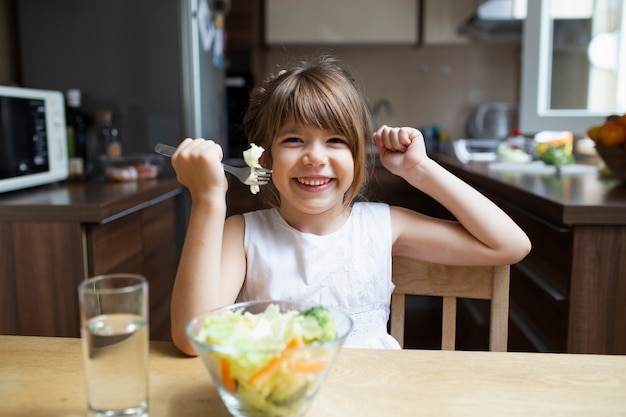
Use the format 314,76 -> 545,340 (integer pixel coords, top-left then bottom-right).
496,141 -> 531,163
534,130 -> 574,166
538,145 -> 575,166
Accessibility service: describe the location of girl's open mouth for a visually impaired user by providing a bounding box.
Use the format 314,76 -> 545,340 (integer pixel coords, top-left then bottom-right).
296,177 -> 333,186
294,177 -> 334,187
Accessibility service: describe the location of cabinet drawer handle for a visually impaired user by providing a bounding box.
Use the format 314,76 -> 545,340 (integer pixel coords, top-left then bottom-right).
515,263 -> 567,301
100,189 -> 181,225
509,305 -> 552,353
506,203 -> 571,233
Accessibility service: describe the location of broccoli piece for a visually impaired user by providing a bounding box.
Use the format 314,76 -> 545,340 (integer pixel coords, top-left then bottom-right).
299,306 -> 337,342
539,144 -> 574,166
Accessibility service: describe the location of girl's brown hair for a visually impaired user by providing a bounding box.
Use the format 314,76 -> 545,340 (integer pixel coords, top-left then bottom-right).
242,54 -> 373,208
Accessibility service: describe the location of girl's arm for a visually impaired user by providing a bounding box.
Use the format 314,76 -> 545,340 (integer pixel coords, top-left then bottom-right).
375,126 -> 531,266
169,139 -> 245,355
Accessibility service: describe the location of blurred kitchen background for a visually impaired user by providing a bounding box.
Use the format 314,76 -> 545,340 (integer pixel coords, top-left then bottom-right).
0,0 -> 522,158
2,0 -> 624,353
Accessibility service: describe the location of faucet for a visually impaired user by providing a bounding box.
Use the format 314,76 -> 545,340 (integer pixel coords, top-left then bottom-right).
371,98 -> 393,129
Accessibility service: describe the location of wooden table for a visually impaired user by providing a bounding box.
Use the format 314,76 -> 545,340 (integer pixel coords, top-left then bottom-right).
1,336 -> 625,416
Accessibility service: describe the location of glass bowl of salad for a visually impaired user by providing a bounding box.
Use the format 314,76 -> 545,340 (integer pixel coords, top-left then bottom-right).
185,300 -> 353,417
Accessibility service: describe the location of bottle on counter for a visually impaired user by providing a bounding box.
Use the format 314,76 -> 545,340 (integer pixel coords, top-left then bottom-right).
65,89 -> 89,180
86,110 -> 121,180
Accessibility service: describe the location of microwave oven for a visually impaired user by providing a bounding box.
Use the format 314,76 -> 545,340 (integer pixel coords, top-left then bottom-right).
0,85 -> 68,193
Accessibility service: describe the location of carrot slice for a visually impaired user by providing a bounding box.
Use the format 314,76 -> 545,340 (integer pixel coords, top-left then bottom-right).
221,357 -> 237,393
249,338 -> 303,387
250,356 -> 283,387
285,337 -> 304,349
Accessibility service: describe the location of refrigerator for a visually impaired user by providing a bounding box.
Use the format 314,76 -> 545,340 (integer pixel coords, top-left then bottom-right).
17,0 -> 228,164
17,0 -> 229,251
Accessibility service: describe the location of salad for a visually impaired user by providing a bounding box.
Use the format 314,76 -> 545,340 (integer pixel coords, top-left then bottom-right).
193,304 -> 338,416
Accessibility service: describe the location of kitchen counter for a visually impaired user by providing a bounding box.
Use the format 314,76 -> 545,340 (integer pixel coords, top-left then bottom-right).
0,177 -> 182,223
413,154 -> 626,354
434,154 -> 626,225
0,178 -> 183,340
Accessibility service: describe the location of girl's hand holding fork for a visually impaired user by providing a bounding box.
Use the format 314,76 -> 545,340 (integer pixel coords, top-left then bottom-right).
171,138 -> 228,203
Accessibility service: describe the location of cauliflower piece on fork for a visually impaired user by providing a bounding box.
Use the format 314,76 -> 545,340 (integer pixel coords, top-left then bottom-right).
243,143 -> 266,194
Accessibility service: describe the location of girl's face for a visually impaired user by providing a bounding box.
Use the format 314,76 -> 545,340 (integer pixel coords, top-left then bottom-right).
271,118 -> 355,218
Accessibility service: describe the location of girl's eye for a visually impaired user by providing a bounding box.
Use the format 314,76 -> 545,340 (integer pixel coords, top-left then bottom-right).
328,137 -> 348,144
282,137 -> 302,143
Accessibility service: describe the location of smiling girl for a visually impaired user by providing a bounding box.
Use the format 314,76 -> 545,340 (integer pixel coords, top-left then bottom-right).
170,54 -> 531,355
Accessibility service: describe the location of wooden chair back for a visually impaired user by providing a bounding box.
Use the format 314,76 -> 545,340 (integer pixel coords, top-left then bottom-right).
390,256 -> 510,351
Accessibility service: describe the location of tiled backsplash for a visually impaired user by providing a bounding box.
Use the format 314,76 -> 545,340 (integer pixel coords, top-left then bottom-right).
264,44 -> 521,141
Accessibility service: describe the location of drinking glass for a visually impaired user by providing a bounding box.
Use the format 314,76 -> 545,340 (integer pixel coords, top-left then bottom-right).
78,274 -> 149,417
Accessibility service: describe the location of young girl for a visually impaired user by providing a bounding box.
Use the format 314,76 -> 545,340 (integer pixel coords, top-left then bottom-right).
170,54 -> 531,355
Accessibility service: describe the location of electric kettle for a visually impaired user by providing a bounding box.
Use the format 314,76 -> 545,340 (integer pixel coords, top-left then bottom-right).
468,102 -> 517,139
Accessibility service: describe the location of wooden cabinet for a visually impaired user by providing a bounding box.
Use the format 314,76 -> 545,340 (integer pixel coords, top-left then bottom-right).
494,197 -> 571,352
225,0 -> 265,83
364,160 -> 626,354
435,155 -> 626,354
265,0 -> 420,45
0,179 -> 182,341
423,0 -> 481,44
85,198 -> 179,339
226,0 -> 262,51
1,222 -> 85,338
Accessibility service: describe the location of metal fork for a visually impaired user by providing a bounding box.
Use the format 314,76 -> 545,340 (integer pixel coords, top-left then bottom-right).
154,143 -> 272,186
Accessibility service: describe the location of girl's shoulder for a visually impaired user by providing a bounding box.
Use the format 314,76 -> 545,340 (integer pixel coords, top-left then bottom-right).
352,201 -> 390,215
351,202 -> 391,228
242,207 -> 277,221
241,208 -> 284,232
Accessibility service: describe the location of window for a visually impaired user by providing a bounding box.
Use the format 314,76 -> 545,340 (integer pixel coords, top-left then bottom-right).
519,0 -> 625,134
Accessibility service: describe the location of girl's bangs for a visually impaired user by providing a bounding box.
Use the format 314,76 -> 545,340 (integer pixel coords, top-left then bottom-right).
286,81 -> 353,139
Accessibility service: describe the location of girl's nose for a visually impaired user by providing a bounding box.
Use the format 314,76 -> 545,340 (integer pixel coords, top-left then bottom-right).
302,142 -> 328,166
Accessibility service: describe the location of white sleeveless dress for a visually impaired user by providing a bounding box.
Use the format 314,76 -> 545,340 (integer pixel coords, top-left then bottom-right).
240,202 -> 401,349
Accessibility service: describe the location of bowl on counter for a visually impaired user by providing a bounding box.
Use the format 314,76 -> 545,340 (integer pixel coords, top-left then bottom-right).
595,144 -> 626,181
102,154 -> 164,182
452,139 -> 500,163
185,300 -> 352,417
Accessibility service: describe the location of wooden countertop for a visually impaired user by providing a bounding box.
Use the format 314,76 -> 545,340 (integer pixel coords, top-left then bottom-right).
2,336 -> 625,416
0,177 -> 182,223
434,154 -> 626,225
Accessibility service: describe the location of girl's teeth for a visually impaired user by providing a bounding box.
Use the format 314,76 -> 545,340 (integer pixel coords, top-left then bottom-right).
298,178 -> 331,186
